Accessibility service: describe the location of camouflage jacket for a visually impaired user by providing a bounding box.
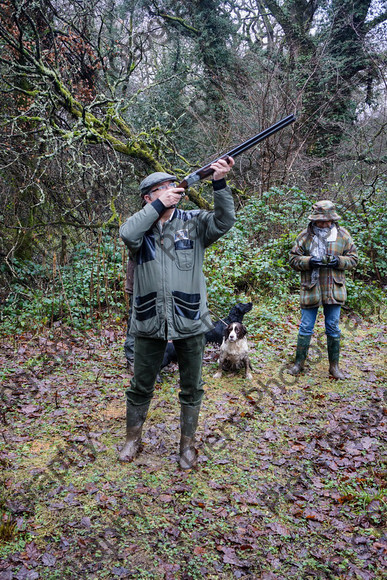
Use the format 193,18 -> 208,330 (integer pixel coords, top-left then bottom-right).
289,224 -> 358,308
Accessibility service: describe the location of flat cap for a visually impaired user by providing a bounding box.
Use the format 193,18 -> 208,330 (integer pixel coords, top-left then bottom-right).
139,172 -> 177,197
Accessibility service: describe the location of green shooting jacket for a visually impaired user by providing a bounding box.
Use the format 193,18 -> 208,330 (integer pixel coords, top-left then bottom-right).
119,180 -> 236,340
289,224 -> 358,308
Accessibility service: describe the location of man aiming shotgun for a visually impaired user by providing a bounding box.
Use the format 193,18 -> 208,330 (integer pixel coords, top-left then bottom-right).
177,113 -> 296,190
119,115 -> 295,469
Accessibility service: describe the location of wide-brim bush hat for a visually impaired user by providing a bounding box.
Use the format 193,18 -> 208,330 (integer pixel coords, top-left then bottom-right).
140,172 -> 177,197
308,200 -> 341,221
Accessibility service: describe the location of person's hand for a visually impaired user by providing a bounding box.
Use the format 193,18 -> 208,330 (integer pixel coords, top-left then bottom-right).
211,156 -> 235,181
309,256 -> 323,268
326,255 -> 340,268
157,186 -> 185,208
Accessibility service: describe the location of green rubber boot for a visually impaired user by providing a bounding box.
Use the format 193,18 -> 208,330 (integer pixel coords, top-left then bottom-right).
327,336 -> 346,380
119,402 -> 150,462
288,334 -> 312,375
179,404 -> 201,470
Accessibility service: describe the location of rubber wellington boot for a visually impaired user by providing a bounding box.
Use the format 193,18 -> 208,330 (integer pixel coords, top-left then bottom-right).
288,334 -> 312,375
327,336 -> 346,380
179,404 -> 201,470
119,402 -> 150,462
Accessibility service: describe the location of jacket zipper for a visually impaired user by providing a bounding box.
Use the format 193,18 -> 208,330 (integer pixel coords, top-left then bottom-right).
159,226 -> 168,338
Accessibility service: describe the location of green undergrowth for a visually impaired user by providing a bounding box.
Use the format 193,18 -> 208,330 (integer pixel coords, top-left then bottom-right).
1,187 -> 385,338
0,234 -> 125,335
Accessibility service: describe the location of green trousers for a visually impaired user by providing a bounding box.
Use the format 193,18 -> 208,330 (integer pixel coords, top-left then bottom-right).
126,334 -> 206,407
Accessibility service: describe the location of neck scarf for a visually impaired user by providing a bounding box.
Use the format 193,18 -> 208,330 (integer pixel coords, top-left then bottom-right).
310,224 -> 333,284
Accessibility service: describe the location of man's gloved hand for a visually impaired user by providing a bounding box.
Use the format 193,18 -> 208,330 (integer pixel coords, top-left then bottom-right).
326,255 -> 340,268
309,256 -> 324,268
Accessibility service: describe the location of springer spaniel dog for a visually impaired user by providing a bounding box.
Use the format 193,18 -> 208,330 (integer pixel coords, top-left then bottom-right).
214,322 -> 253,380
159,302 -> 253,372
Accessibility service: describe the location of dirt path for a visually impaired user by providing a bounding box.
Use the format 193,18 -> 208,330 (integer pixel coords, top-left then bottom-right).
0,309 -> 386,579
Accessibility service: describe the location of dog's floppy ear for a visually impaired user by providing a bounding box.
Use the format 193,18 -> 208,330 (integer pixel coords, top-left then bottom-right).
224,324 -> 231,339
241,324 -> 248,337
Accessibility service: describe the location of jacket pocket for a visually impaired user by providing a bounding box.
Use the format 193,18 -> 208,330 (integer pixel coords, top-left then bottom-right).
174,230 -> 194,270
172,290 -> 202,334
133,292 -> 160,334
300,273 -> 320,307
174,243 -> 194,270
332,272 -> 347,303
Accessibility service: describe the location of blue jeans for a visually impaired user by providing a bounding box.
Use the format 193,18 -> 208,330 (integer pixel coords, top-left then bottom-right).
299,304 -> 341,337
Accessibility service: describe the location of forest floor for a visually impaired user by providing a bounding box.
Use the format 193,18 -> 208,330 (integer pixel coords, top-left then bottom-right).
0,298 -> 386,579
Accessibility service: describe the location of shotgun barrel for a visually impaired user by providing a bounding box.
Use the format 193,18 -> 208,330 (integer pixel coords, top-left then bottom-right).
178,114 -> 296,189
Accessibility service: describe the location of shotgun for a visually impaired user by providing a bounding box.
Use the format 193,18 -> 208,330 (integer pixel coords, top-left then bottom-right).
178,114 -> 296,189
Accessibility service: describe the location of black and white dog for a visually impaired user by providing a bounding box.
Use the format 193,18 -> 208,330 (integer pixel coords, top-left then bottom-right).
204,302 -> 253,345
214,322 -> 253,380
160,302 -> 253,371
